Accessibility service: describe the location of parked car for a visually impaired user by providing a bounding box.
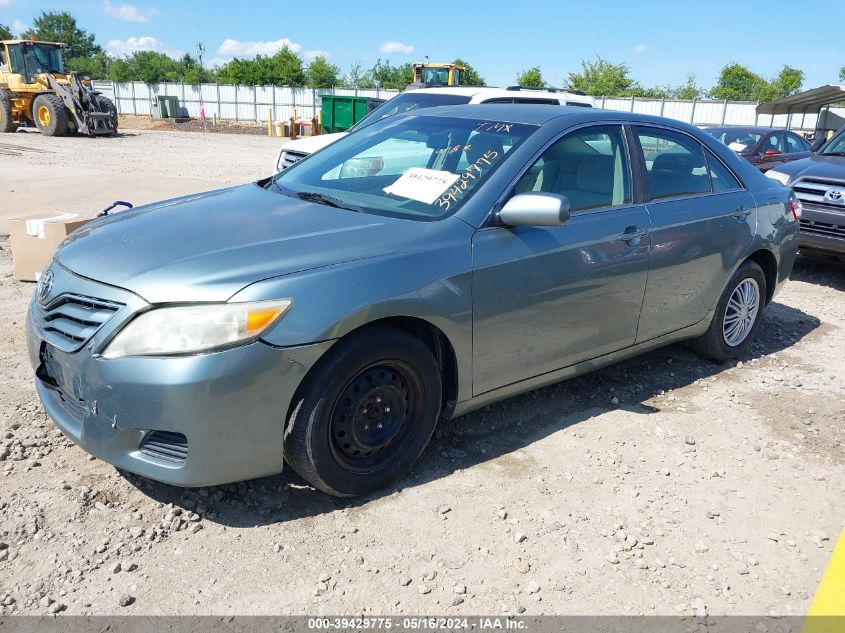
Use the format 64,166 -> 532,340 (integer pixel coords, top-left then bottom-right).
28,105 -> 799,497
274,86 -> 595,172
766,125 -> 845,257
706,126 -> 812,172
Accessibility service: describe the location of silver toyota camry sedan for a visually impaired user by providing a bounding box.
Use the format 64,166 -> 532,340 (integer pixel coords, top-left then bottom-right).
27,105 -> 800,496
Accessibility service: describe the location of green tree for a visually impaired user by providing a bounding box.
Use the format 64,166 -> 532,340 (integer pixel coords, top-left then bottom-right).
566,57 -> 637,96
766,65 -> 804,99
340,62 -> 370,88
712,63 -> 804,101
840,66 -> 845,83
671,73 -> 705,100
453,58 -> 485,86
0,23 -> 13,40
516,66 -> 546,88
22,10 -> 101,58
305,56 -> 340,88
217,46 -> 305,86
67,51 -> 111,79
366,59 -> 413,90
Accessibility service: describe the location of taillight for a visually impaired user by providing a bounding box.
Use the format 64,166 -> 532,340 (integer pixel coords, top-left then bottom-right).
789,194 -> 802,221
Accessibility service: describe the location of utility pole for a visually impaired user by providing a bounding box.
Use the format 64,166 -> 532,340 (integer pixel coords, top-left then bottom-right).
196,42 -> 206,131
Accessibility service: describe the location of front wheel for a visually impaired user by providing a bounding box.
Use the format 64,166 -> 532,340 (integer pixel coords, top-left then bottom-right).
32,94 -> 69,137
96,95 -> 119,134
284,326 -> 442,497
692,260 -> 767,362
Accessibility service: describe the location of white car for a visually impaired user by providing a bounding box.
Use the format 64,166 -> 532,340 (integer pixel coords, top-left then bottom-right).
274,86 -> 594,173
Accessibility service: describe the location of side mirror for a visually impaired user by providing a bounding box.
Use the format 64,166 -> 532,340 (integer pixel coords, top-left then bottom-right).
763,148 -> 781,158
498,193 -> 571,227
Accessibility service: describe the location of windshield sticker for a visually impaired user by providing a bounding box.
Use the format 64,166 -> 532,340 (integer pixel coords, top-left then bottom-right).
474,122 -> 514,133
728,142 -> 748,152
436,149 -> 500,211
383,167 -> 460,204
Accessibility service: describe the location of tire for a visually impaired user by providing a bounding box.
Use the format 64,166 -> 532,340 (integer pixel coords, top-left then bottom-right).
32,94 -> 69,137
96,95 -> 119,134
691,260 -> 767,362
0,92 -> 15,133
284,326 -> 442,497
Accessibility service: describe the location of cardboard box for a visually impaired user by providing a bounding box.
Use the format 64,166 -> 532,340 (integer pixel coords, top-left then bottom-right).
9,212 -> 98,282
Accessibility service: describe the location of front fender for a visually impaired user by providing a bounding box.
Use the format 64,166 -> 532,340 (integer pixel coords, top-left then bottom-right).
229,218 -> 476,402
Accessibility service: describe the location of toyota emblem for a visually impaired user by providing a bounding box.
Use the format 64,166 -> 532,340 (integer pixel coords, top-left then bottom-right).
824,188 -> 844,204
37,270 -> 54,304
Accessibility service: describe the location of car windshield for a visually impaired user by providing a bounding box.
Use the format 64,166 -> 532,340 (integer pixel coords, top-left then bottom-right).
821,130 -> 845,155
272,114 -> 536,221
348,92 -> 472,132
707,129 -> 762,152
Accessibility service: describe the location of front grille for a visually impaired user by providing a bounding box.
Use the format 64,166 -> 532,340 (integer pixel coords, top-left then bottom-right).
278,150 -> 307,170
34,294 -> 123,352
793,178 -> 845,210
800,219 -> 845,240
139,431 -> 188,464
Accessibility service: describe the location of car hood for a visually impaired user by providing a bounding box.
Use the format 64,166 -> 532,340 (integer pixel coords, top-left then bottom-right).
281,132 -> 347,155
773,154 -> 845,181
56,183 -> 424,303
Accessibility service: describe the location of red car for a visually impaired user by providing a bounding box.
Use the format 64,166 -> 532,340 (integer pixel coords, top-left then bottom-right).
706,126 -> 812,172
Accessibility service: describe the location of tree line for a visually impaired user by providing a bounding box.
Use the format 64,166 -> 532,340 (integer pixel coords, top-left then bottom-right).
3,11 -> 839,101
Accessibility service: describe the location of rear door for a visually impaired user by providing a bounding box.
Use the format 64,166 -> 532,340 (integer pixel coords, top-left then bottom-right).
632,125 -> 756,342
785,132 -> 812,164
471,124 -> 651,394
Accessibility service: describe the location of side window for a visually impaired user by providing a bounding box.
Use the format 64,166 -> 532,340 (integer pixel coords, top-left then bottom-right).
634,127 -> 710,200
513,125 -> 631,212
786,133 -> 809,154
763,133 -> 785,153
480,98 -> 515,104
514,97 -> 559,105
705,151 -> 742,192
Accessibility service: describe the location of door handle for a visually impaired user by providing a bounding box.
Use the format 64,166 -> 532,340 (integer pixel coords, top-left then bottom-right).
732,205 -> 751,220
616,227 -> 649,243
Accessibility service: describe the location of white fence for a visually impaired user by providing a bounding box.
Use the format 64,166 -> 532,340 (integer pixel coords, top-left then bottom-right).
93,81 -> 845,132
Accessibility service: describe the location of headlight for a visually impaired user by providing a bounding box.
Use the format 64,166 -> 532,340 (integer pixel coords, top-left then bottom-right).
102,300 -> 292,359
765,170 -> 790,186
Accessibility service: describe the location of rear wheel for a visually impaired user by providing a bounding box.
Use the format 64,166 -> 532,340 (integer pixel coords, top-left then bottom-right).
691,260 -> 767,361
0,92 -> 15,133
32,94 -> 69,137
284,326 -> 442,497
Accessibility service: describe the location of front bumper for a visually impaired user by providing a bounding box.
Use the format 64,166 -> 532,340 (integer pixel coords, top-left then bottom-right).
798,204 -> 845,255
26,271 -> 334,487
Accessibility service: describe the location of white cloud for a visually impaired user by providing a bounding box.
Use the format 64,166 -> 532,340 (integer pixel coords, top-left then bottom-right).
378,41 -> 414,55
304,50 -> 330,61
106,36 -> 182,59
0,0 -> 16,7
102,1 -> 159,22
633,44 -> 649,54
12,18 -> 27,35
217,38 -> 301,58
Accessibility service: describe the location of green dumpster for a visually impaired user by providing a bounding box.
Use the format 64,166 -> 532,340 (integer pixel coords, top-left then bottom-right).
320,95 -> 385,133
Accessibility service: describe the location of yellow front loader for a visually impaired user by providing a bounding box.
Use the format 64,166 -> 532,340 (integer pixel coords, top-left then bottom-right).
0,39 -> 117,136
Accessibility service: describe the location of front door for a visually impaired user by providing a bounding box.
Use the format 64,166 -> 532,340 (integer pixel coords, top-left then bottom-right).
632,125 -> 756,342
472,124 -> 651,395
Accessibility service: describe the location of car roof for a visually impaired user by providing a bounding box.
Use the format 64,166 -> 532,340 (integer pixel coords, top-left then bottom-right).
405,103 -> 702,128
706,125 -> 784,133
408,86 -> 593,103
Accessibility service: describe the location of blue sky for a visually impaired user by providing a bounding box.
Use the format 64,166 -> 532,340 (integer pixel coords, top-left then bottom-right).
2,0 -> 843,91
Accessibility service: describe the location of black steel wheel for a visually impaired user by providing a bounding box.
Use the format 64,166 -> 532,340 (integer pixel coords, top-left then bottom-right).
284,326 -> 442,497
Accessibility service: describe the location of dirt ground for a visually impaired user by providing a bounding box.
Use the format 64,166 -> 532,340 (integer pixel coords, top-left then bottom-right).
0,128 -> 843,617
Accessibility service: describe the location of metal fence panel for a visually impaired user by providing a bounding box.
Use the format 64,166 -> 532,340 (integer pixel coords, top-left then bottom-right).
103,80 -> 844,132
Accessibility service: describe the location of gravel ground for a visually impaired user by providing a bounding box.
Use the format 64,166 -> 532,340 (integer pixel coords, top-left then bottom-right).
0,130 -> 843,617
